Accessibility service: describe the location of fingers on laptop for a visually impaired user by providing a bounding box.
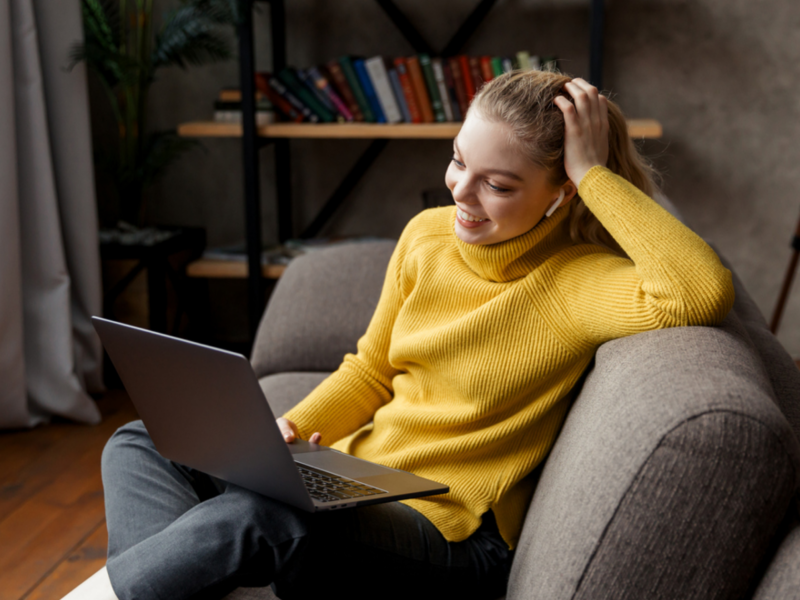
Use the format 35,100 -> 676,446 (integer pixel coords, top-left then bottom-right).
277,417 -> 298,442
310,432 -> 322,444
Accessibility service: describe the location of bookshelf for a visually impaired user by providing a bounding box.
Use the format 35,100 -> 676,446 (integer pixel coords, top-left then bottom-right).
179,0 -> 660,338
178,120 -> 664,140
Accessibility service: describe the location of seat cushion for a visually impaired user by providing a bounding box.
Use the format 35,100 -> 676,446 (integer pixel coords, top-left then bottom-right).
507,311 -> 800,600
250,241 -> 396,378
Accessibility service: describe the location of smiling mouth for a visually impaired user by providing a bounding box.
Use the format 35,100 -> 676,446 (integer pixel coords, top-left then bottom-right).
456,208 -> 489,223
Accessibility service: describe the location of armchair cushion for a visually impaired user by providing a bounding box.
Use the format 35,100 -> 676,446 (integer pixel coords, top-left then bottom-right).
507,311 -> 800,600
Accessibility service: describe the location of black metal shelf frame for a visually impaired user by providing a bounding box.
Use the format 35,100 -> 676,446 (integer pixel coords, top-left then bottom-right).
238,0 -> 605,337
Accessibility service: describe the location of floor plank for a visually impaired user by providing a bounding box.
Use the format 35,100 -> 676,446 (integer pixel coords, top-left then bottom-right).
0,392 -> 137,600
24,521 -> 109,600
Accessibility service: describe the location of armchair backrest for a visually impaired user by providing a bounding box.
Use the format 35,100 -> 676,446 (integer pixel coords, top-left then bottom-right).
250,241 -> 396,378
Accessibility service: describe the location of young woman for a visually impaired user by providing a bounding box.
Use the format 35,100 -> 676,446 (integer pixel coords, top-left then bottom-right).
65,71 -> 734,600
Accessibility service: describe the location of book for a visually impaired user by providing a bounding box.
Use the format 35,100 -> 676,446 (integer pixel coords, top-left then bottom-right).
277,67 -> 336,122
296,67 -> 340,118
260,72 -> 318,122
431,57 -> 454,122
406,56 -> 434,123
338,56 -> 376,122
468,56 -> 484,96
324,61 -> 365,122
419,54 -> 446,122
516,50 -> 532,71
364,56 -> 403,124
354,58 -> 386,123
388,68 -> 411,123
218,88 -> 265,103
490,57 -> 504,77
542,56 -> 559,72
213,102 -> 275,126
307,66 -> 354,122
393,57 -> 422,123
457,55 -> 475,101
479,56 -> 494,83
441,60 -> 462,121
447,56 -> 470,119
501,57 -> 514,73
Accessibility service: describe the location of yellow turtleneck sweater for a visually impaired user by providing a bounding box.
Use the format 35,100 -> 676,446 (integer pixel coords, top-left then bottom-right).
284,166 -> 735,549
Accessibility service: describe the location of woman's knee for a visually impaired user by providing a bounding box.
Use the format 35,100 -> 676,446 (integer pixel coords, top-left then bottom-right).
101,419 -> 154,477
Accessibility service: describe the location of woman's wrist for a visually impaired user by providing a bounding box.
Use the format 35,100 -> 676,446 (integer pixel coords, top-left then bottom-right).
571,163 -> 604,189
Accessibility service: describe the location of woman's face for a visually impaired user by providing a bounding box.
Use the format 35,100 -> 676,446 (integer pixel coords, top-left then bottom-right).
445,112 -> 571,245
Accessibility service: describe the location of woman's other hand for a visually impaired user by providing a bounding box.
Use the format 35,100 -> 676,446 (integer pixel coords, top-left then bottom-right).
553,78 -> 609,187
276,417 -> 322,444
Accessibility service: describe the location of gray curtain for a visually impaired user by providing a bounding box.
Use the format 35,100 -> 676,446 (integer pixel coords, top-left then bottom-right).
0,0 -> 104,428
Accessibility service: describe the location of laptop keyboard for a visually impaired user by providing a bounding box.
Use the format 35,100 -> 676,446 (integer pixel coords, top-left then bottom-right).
297,464 -> 386,503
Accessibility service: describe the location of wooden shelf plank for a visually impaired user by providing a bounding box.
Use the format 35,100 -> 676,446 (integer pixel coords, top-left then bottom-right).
178,119 -> 663,140
186,258 -> 286,279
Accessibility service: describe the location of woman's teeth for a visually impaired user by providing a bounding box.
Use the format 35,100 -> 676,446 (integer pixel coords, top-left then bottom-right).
457,208 -> 487,223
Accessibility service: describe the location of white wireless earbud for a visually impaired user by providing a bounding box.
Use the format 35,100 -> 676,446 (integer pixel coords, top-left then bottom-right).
545,189 -> 566,218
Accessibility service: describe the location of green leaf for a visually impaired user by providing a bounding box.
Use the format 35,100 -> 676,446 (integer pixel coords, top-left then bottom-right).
152,3 -> 233,70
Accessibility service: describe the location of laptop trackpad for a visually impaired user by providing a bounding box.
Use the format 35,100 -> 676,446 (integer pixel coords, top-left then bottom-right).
295,450 -> 393,480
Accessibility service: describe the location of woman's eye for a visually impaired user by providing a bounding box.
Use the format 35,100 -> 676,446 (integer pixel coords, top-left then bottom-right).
487,182 -> 510,193
450,156 -> 464,167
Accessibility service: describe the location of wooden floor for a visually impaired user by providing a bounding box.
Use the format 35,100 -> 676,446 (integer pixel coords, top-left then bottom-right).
0,391 -> 138,600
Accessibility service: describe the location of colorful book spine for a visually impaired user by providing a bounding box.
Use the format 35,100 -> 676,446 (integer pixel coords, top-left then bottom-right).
516,50 -> 532,71
263,72 -> 319,122
468,56 -> 484,95
406,56 -> 434,123
458,55 -> 476,102
324,61 -> 365,122
393,57 -> 422,123
364,56 -> 403,124
307,66 -> 354,122
442,60 -> 462,121
501,57 -> 514,73
254,73 -> 303,122
431,57 -> 454,122
388,68 -> 411,123
480,56 -> 494,82
447,56 -> 470,119
277,67 -> 336,122
295,69 -> 345,123
530,55 -> 542,70
490,57 -> 504,77
419,54 -> 446,122
338,56 -> 375,122
354,58 -> 386,123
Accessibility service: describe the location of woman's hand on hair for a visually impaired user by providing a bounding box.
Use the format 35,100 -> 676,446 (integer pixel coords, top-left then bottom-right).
554,78 -> 609,188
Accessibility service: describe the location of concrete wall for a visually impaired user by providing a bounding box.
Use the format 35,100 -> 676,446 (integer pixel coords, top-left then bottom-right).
92,0 -> 800,354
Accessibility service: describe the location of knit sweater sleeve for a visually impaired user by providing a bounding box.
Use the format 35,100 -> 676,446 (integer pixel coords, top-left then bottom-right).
281,236 -> 406,444
553,165 -> 735,348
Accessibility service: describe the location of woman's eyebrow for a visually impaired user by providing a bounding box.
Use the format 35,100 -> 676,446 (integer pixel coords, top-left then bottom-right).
452,138 -> 524,182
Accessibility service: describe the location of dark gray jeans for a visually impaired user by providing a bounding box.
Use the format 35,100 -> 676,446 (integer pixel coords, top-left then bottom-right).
102,420 -> 513,600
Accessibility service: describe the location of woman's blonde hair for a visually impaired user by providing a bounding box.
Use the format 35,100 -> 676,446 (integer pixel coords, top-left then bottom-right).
469,70 -> 660,254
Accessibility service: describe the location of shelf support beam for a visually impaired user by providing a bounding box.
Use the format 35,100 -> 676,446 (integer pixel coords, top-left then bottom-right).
300,139 -> 389,239
440,0 -> 498,57
239,0 -> 265,337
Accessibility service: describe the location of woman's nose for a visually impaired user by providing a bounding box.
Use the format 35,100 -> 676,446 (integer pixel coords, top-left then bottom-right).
451,177 -> 476,204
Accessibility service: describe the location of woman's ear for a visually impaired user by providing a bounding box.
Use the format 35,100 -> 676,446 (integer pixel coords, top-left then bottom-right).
545,182 -> 579,217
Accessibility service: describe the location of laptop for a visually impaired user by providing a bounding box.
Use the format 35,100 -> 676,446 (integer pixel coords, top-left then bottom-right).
92,316 -> 448,512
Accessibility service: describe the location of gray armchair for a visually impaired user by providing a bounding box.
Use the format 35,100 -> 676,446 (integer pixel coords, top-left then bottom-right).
226,240 -> 800,600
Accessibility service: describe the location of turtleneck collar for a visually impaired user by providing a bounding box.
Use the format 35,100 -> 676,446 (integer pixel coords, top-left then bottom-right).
453,205 -> 572,282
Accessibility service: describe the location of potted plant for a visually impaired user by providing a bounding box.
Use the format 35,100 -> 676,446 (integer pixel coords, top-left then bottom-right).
72,0 -> 240,230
